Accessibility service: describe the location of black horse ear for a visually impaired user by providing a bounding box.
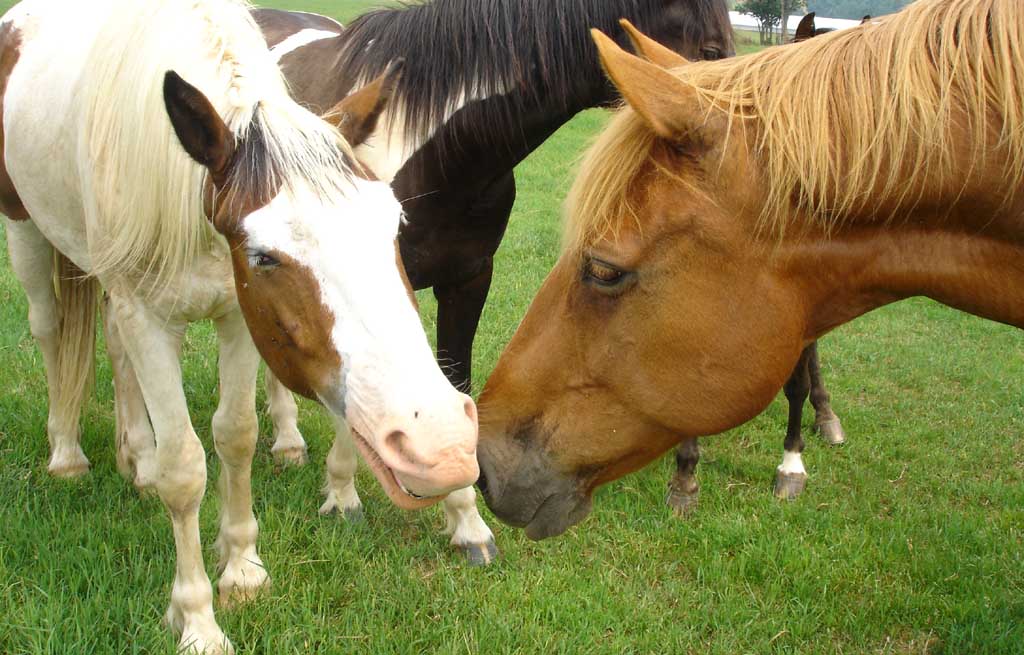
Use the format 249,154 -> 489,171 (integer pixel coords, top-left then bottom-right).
324,59 -> 404,147
794,13 -> 816,42
861,15 -> 872,24
163,71 -> 235,187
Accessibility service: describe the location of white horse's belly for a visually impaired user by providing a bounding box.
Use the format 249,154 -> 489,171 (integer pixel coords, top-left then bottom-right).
2,0 -> 112,270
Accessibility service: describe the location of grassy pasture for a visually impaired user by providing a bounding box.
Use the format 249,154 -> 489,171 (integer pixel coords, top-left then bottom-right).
1,1 -> 1023,653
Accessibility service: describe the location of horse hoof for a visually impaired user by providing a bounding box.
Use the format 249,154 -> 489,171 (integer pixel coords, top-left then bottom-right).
665,488 -> 699,518
271,445 -> 308,467
774,471 -> 807,500
48,449 -> 90,478
458,538 -> 499,567
318,496 -> 364,522
816,418 -> 846,446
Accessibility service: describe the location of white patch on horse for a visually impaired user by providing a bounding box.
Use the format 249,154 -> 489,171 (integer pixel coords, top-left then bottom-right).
271,28 -> 340,62
778,450 -> 807,475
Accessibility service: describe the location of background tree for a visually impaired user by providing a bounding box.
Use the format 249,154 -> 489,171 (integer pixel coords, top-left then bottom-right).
736,0 -> 806,45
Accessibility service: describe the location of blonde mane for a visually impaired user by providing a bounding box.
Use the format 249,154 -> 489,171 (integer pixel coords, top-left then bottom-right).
80,0 -> 356,291
566,0 -> 1024,250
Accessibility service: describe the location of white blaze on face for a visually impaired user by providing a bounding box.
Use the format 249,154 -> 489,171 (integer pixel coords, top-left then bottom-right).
240,177 -> 464,439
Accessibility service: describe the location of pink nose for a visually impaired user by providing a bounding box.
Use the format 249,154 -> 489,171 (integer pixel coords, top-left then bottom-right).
375,394 -> 479,497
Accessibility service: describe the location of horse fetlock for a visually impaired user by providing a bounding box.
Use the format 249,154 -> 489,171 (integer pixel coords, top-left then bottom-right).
270,432 -> 308,466
217,548 -> 269,607
319,481 -> 363,520
47,442 -> 90,478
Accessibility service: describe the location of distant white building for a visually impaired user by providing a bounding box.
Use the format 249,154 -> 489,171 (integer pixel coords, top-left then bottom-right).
730,11 -> 863,39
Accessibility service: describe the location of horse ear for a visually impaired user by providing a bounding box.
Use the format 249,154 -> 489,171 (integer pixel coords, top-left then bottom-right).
591,29 -> 702,141
163,71 -> 234,187
618,19 -> 689,69
861,15 -> 872,24
325,59 -> 403,147
794,13 -> 816,41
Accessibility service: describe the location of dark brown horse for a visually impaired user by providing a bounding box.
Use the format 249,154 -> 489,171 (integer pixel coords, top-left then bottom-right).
254,0 -> 734,395
476,0 -> 1024,540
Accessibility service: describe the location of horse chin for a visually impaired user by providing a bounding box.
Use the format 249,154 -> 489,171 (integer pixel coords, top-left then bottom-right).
523,492 -> 593,541
350,430 -> 446,510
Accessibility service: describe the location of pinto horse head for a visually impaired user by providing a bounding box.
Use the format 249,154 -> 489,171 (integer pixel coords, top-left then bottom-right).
163,64 -> 478,509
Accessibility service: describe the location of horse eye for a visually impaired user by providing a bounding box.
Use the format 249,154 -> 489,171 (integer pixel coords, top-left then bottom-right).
701,47 -> 722,61
583,258 -> 629,288
247,250 -> 280,269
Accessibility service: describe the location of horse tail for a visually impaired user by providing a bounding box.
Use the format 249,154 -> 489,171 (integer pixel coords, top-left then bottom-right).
54,252 -> 99,420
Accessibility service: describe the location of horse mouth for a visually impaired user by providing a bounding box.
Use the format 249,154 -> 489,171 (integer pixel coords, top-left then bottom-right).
351,430 -> 446,510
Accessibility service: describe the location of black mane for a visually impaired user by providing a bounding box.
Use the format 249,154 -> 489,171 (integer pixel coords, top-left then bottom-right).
336,0 -> 731,141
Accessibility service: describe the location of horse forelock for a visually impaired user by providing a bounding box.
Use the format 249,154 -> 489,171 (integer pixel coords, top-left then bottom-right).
566,0 -> 1024,249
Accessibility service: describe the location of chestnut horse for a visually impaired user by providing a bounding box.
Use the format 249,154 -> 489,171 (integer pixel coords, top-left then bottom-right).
0,0 -> 475,651
476,0 -> 1024,540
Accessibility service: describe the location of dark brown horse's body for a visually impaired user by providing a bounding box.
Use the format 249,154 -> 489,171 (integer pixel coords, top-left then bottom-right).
253,0 -> 734,392
476,0 -> 1024,540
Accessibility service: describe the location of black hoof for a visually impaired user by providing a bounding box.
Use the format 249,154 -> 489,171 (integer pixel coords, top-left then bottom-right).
774,471 -> 808,500
816,418 -> 846,446
458,538 -> 499,567
665,488 -> 699,518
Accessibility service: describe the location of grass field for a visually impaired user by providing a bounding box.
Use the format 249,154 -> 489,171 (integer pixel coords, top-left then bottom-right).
1,2 -> 1023,654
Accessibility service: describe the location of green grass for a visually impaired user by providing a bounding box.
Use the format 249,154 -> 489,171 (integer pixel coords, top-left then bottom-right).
0,2 -> 1022,654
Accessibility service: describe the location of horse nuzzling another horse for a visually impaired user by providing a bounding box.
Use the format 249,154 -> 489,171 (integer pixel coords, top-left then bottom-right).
0,0 -> 477,651
477,0 -> 1024,540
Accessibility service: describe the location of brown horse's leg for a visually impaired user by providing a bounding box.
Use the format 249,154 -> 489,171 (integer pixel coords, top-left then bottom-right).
807,341 -> 845,445
666,437 -> 700,517
775,346 -> 814,500
434,261 -> 494,393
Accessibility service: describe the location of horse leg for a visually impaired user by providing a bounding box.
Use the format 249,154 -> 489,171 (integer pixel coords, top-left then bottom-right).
211,310 -> 268,606
110,292 -> 230,654
432,171 -> 515,393
775,345 -> 813,500
264,367 -> 308,466
442,486 -> 499,566
433,262 -> 493,393
807,341 -> 846,445
666,437 -> 700,517
318,416 -> 363,521
101,294 -> 157,490
6,220 -> 89,477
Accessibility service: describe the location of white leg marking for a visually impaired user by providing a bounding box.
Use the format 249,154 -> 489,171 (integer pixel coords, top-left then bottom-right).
270,28 -> 340,62
265,367 -> 308,465
6,220 -> 90,477
110,293 -> 231,655
443,486 -> 495,548
778,450 -> 807,476
319,417 -> 363,517
212,311 -> 268,607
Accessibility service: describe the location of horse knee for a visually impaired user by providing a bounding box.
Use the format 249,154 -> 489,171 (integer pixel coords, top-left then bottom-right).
212,408 -> 258,464
155,432 -> 208,514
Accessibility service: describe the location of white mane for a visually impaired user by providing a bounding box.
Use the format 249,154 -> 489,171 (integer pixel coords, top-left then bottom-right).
79,0 -> 355,290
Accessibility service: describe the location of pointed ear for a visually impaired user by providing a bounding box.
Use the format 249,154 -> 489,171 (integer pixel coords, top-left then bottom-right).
591,29 -> 702,140
861,15 -> 872,24
794,13 -> 816,41
619,19 -> 690,69
324,59 -> 403,147
163,71 -> 234,187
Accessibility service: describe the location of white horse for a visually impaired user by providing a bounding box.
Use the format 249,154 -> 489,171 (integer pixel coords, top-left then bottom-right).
0,0 -> 478,652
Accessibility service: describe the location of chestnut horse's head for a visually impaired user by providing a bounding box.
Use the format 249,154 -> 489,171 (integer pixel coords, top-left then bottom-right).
476,32 -> 807,539
164,65 -> 478,509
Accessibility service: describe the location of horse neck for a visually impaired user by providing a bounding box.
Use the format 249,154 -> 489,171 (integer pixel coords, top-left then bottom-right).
781,198 -> 1024,339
